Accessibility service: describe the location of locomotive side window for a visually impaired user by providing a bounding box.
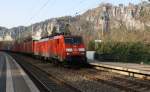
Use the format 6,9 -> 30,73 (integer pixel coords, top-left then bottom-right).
65,37 -> 82,44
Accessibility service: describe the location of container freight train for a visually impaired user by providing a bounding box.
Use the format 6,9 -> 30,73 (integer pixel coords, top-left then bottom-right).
11,34 -> 88,66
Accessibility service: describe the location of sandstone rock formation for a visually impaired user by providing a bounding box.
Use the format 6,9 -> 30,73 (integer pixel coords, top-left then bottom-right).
0,1 -> 150,43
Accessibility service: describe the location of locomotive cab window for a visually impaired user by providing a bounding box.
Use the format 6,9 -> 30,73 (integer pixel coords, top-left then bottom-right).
65,37 -> 82,44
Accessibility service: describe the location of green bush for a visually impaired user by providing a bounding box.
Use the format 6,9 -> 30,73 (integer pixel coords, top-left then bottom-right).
96,42 -> 150,64
88,40 -> 95,51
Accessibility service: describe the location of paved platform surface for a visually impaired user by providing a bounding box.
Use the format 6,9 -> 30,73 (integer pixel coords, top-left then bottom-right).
0,52 -> 40,92
89,60 -> 150,76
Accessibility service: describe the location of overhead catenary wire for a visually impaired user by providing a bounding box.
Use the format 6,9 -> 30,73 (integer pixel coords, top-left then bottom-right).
65,0 -> 88,16
20,0 -> 55,41
25,0 -> 53,25
63,0 -> 90,26
38,0 -> 56,20
67,0 -> 101,16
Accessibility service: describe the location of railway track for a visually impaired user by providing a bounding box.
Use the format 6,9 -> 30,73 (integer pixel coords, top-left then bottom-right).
9,53 -> 150,92
11,54 -> 81,92
78,68 -> 150,92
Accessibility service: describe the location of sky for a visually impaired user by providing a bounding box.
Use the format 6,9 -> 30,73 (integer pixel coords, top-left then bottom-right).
0,0 -> 142,28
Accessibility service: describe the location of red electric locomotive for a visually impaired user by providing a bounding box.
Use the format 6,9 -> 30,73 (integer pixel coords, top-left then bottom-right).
34,34 -> 87,65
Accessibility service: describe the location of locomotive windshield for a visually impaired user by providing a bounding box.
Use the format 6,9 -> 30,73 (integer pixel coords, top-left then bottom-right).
65,37 -> 83,44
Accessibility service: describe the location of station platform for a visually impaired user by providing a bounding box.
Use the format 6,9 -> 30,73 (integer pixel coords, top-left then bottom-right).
89,60 -> 150,79
0,52 -> 40,92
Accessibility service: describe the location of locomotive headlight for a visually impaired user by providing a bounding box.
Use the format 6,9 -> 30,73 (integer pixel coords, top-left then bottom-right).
66,48 -> 73,52
79,48 -> 85,52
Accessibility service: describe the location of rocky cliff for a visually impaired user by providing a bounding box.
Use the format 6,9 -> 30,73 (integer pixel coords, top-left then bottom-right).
0,1 -> 150,43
